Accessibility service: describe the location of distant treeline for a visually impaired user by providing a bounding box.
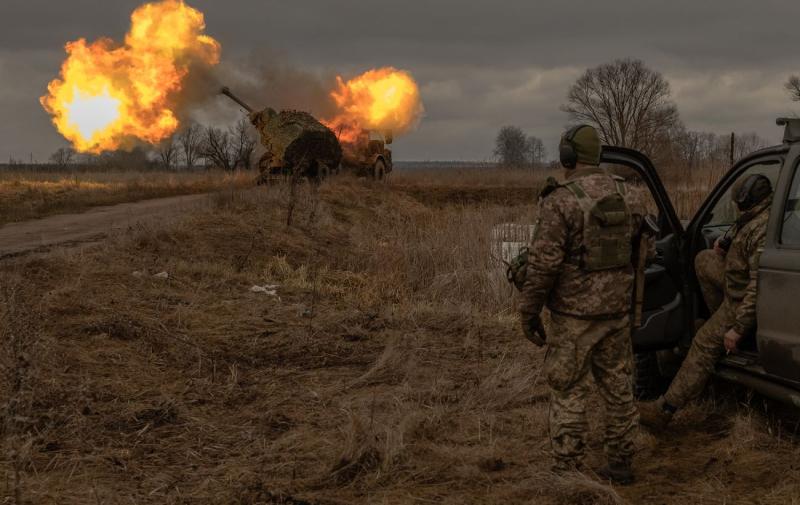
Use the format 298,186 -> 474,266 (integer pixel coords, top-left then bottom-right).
4,119 -> 258,173
394,161 -> 500,171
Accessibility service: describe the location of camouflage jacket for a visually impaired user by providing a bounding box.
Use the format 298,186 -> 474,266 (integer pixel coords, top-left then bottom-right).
519,167 -> 650,320
725,196 -> 771,335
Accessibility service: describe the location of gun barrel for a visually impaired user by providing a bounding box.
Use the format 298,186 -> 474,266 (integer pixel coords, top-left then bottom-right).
220,86 -> 254,114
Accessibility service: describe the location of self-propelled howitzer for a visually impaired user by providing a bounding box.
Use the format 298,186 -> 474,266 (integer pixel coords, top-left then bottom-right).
219,87 -> 342,183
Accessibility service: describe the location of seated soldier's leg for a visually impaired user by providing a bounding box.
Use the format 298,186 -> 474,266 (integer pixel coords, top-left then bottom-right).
695,250 -> 726,314
590,317 -> 637,470
546,314 -> 594,471
663,302 -> 734,408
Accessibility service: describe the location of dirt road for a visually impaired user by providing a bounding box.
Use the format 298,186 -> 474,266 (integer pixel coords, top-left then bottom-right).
0,192 -> 212,258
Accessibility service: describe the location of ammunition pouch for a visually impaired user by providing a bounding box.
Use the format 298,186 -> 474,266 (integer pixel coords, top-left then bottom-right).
565,178 -> 633,272
506,247 -> 529,290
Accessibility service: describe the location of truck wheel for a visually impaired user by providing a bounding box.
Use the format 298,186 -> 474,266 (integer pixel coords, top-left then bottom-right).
316,163 -> 331,183
634,352 -> 667,400
373,160 -> 386,181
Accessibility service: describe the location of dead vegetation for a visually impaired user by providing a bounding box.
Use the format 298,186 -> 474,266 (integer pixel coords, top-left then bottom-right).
0,167 -> 797,504
0,169 -> 252,225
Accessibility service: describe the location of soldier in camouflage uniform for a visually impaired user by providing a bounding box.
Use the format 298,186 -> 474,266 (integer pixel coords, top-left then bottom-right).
519,125 -> 651,485
695,248 -> 726,314
640,175 -> 773,428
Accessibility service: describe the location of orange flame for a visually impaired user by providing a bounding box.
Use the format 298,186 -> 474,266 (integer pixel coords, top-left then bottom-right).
40,0 -> 220,154
323,67 -> 424,145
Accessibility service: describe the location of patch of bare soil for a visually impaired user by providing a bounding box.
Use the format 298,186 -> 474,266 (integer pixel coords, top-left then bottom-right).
0,192 -> 215,258
0,178 -> 797,504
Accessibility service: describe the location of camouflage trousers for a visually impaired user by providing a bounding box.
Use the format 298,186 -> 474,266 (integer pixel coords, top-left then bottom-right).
695,249 -> 726,313
664,250 -> 733,408
545,313 -> 637,469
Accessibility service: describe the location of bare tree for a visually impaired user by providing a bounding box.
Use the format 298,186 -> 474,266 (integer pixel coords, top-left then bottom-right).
527,136 -> 546,168
199,120 -> 257,171
664,126 -> 767,169
157,136 -> 178,170
787,76 -> 800,102
200,126 -> 236,171
49,147 -> 75,168
562,58 -> 680,156
730,132 -> 768,162
177,123 -> 202,169
232,118 -> 257,170
669,126 -> 715,169
493,126 -> 529,168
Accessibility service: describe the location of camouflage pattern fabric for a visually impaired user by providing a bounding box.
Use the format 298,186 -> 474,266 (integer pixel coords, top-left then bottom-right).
695,249 -> 725,313
664,301 -> 735,408
518,166 -> 650,469
519,166 -> 651,320
664,196 -> 771,408
724,197 -> 771,334
547,313 -> 636,469
250,108 -> 339,170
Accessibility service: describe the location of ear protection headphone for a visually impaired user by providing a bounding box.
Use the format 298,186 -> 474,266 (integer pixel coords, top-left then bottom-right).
559,124 -> 588,169
734,174 -> 772,211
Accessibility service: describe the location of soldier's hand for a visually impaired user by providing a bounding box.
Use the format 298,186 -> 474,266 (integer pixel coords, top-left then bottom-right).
724,328 -> 743,353
521,314 -> 546,347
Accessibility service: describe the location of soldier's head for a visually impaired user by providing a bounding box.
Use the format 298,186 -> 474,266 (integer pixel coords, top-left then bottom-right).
731,174 -> 772,212
559,124 -> 601,169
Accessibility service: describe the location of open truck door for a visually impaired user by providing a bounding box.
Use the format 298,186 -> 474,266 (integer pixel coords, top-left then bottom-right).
600,147 -> 690,352
606,120 -> 800,403
604,144 -> 786,353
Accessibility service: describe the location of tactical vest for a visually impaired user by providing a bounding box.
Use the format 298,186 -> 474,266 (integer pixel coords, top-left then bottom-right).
564,177 -> 633,272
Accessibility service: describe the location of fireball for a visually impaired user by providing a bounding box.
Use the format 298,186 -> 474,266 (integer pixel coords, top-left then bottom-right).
40,0 -> 220,153
323,67 -> 424,145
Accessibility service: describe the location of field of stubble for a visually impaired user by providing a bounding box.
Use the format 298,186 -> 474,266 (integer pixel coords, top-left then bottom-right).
1,166 -> 798,504
0,169 -> 253,226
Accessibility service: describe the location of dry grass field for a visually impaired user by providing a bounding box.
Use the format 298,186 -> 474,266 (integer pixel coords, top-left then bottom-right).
1,166 -> 798,504
0,170 -> 253,225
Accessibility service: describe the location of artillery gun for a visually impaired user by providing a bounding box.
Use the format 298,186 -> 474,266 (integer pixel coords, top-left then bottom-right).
220,87 -> 342,184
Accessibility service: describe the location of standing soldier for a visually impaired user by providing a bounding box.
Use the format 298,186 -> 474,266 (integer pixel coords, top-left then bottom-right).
518,124 -> 650,484
639,174 -> 773,428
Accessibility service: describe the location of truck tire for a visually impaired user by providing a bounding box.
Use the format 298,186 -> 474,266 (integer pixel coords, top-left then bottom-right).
373,160 -> 386,181
634,352 -> 667,400
316,163 -> 331,183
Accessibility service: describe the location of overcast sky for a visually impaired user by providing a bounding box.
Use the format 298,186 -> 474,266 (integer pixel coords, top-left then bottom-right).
1,0 -> 798,162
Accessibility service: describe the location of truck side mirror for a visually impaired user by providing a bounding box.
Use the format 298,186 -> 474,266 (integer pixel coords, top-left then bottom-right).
384,130 -> 393,145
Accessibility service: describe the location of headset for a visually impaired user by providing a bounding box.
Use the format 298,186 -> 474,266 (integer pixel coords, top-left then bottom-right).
559,124 -> 590,169
734,174 -> 772,211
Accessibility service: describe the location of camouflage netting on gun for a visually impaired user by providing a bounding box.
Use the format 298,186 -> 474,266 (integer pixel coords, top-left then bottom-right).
250,108 -> 342,173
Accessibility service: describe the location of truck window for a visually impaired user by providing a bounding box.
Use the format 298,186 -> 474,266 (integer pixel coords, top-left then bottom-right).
706,162 -> 781,227
781,162 -> 800,245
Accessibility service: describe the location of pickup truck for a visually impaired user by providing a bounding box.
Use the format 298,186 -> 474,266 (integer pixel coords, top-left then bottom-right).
608,118 -> 800,406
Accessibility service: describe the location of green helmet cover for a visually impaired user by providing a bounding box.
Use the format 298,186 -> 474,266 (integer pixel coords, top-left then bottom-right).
564,125 -> 601,166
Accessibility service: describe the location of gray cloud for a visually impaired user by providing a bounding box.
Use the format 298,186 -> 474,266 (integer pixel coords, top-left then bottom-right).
1,0 -> 798,162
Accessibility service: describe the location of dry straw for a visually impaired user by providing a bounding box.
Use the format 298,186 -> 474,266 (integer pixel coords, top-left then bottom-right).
1,166 -> 797,504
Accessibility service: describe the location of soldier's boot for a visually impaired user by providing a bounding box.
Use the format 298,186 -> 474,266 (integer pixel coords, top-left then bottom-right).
597,458 -> 634,486
638,397 -> 675,431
